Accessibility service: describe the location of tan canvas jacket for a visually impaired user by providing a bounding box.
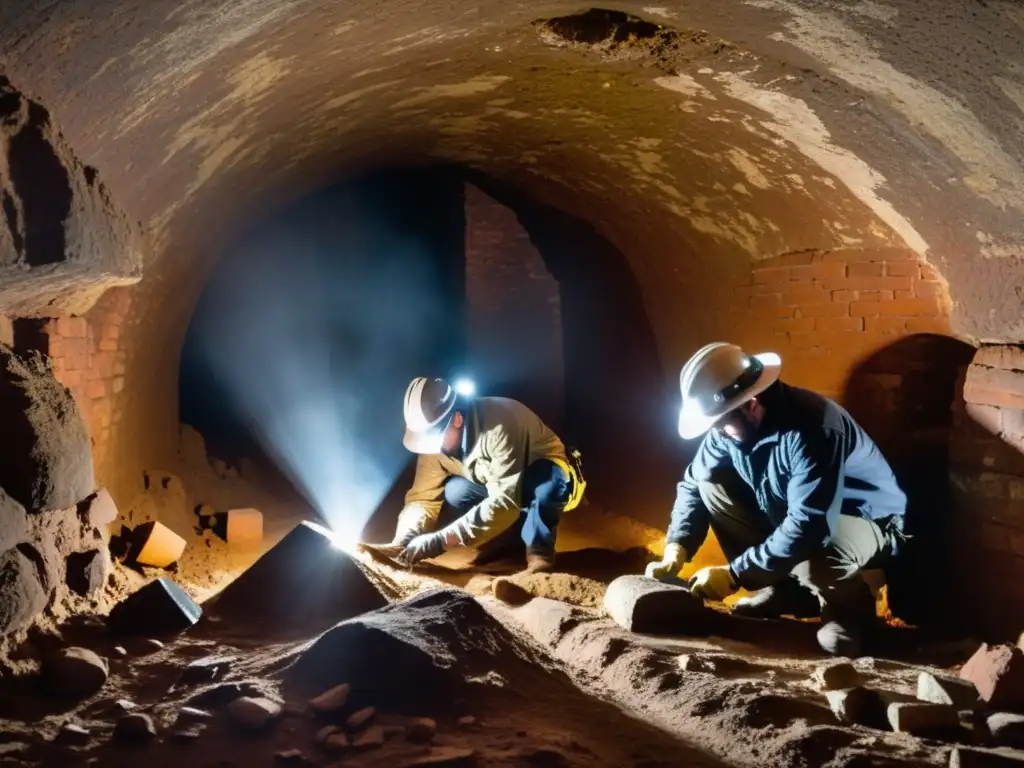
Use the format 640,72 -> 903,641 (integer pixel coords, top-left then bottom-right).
401,397 -> 567,547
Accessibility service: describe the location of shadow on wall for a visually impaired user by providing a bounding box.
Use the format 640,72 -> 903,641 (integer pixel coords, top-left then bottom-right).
465,173 -> 684,527
841,333 -> 976,631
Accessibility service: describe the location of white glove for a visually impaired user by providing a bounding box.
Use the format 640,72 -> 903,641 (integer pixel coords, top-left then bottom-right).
645,543 -> 687,580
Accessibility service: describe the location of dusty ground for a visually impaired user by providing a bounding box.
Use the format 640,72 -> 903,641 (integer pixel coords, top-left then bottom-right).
0,445 -> 1020,768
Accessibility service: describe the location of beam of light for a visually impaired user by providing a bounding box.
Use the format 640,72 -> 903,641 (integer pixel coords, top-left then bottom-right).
188,197 -> 453,550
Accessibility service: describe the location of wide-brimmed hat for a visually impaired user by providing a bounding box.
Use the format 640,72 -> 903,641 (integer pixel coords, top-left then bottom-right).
677,343 -> 782,439
403,377 -> 458,454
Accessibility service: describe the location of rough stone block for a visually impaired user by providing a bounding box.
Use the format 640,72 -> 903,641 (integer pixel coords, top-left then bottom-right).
225,508 -> 263,548
961,643 -> 1024,711
603,575 -> 716,634
107,577 -> 202,636
208,521 -> 386,632
0,546 -> 47,634
887,701 -> 960,734
987,713 -> 1024,748
918,671 -> 981,709
812,662 -> 861,691
825,687 -> 887,728
124,521 -> 186,568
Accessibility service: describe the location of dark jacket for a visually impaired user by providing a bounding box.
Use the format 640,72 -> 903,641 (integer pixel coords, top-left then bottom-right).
667,381 -> 906,589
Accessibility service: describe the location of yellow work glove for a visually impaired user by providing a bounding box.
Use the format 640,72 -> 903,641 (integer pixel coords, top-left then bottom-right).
688,565 -> 738,602
645,543 -> 687,580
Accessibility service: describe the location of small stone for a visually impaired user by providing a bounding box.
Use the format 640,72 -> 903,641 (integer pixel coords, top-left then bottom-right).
811,661 -> 861,691
457,716 -> 476,729
918,671 -> 981,708
352,725 -> 384,750
45,647 -> 109,700
172,726 -> 205,742
678,654 -> 717,673
175,706 -> 213,726
186,681 -> 259,709
960,643 -> 1024,711
113,646 -> 128,657
227,696 -> 283,730
114,713 -> 157,744
887,701 -> 960,734
346,706 -> 376,732
825,687 -> 887,727
315,725 -> 340,744
309,682 -> 350,714
112,699 -> 136,714
988,712 -> 1024,748
274,749 -> 313,766
56,723 -> 90,745
405,747 -> 477,766
384,725 -> 406,740
182,655 -> 235,685
141,638 -> 165,653
325,732 -> 350,752
492,578 -> 532,605
406,717 -> 437,744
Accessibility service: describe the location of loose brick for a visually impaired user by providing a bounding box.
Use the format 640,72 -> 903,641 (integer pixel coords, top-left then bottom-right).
887,701 -> 960,734
752,267 -> 791,284
880,298 -> 943,316
959,643 -> 1024,710
855,290 -> 895,302
848,262 -> 884,278
894,289 -> 915,299
914,280 -> 946,298
812,661 -> 861,691
816,317 -> 864,333
885,262 -> 921,278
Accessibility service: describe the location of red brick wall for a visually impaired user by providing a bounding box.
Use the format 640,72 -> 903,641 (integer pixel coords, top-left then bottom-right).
948,345 -> 1024,637
729,247 -> 952,401
31,290 -> 131,468
464,183 -> 565,428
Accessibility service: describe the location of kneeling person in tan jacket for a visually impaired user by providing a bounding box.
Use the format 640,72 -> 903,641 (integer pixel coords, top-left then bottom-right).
391,377 -> 585,572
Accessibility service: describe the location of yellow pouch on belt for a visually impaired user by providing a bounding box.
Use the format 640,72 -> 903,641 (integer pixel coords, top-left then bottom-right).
554,450 -> 587,513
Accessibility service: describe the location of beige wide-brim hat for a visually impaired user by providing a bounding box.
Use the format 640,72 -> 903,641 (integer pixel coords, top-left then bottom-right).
677,348 -> 782,440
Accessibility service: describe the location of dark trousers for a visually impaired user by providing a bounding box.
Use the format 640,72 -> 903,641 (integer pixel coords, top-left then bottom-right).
700,470 -> 895,615
442,459 -> 570,557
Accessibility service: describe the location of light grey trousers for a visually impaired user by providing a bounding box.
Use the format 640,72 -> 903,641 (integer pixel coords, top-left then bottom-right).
698,473 -> 892,615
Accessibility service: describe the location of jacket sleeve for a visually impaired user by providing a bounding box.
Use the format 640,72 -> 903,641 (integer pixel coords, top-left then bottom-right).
400,454 -> 449,528
729,428 -> 846,589
440,426 -> 523,547
666,432 -> 733,557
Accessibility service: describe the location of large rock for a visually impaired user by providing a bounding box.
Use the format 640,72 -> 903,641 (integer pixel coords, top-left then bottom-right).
207,521 -> 386,633
961,643 -> 1024,711
603,575 -> 716,634
108,577 -> 201,636
887,701 -> 960,734
44,646 -> 108,699
0,546 -> 47,633
0,346 -> 94,512
0,488 -> 28,552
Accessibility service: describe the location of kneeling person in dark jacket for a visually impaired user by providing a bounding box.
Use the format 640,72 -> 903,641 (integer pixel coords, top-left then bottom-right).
646,342 -> 908,656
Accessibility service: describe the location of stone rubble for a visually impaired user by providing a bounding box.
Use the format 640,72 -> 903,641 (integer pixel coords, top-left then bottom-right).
887,701 -> 960,735
986,712 -> 1024,748
406,717 -> 438,744
45,647 -> 108,699
960,644 -> 1024,711
309,682 -> 350,713
346,706 -> 376,731
113,713 -> 157,744
351,724 -> 385,750
811,661 -> 861,691
918,671 -> 981,709
227,696 -> 283,731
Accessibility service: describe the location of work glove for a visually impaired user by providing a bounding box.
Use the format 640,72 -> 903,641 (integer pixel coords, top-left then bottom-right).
645,543 -> 687,580
688,565 -> 738,602
396,531 -> 448,567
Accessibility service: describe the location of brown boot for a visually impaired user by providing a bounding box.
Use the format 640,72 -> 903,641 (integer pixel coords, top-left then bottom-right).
526,551 -> 556,573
